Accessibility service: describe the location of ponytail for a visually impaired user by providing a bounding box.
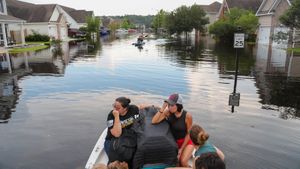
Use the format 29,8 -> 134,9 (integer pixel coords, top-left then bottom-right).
116,97 -> 131,108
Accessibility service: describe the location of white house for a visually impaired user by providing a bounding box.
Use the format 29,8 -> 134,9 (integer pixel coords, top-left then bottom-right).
0,0 -> 25,47
7,0 -> 69,40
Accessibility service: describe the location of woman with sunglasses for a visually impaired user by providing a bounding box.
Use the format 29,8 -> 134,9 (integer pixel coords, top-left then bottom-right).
104,97 -> 139,156
152,93 -> 194,167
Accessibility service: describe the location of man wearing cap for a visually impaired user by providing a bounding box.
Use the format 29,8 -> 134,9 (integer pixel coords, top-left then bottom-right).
152,93 -> 194,167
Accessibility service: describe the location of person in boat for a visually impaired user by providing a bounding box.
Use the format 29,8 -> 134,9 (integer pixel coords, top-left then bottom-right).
189,124 -> 225,161
152,93 -> 194,167
167,152 -> 225,169
104,97 -> 140,160
194,152 -> 225,169
137,35 -> 144,44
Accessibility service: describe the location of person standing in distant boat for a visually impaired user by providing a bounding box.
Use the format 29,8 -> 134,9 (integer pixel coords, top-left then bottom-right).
152,93 -> 194,167
104,97 -> 139,155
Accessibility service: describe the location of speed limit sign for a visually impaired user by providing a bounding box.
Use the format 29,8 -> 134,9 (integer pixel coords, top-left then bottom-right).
234,33 -> 245,48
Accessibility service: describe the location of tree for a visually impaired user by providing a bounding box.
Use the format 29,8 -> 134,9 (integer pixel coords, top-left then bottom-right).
190,4 -> 209,32
209,8 -> 258,42
121,18 -> 135,29
280,0 -> 300,29
86,16 -> 101,41
152,10 -> 167,33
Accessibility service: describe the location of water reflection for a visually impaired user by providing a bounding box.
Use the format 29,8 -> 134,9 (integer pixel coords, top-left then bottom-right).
0,76 -> 19,123
0,41 -> 92,123
255,44 -> 300,119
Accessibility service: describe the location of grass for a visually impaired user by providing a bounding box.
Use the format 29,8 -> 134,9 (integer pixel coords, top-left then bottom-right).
26,41 -> 51,45
287,47 -> 300,54
8,45 -> 49,53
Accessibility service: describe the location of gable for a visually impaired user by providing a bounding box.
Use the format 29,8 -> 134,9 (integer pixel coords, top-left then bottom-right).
256,0 -> 291,16
226,0 -> 263,12
7,0 -> 56,22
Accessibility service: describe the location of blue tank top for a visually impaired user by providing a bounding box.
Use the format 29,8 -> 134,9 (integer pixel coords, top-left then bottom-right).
194,141 -> 216,157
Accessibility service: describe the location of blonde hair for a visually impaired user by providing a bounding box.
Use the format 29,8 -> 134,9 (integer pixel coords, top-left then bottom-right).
190,124 -> 209,146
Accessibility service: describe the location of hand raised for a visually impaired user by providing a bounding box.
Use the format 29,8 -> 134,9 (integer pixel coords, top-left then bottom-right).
112,110 -> 119,117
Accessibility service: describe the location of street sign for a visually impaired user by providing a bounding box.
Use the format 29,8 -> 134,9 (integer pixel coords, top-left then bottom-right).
229,93 -> 240,106
234,33 -> 245,48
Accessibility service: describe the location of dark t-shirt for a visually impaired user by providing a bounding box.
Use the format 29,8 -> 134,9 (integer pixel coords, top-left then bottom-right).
105,105 -> 139,140
166,110 -> 187,140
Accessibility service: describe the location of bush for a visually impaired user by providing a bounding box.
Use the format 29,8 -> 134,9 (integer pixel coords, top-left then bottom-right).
25,33 -> 50,42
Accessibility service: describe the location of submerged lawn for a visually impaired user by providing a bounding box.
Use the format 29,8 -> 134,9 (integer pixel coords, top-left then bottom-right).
287,47 -> 300,54
9,45 -> 49,53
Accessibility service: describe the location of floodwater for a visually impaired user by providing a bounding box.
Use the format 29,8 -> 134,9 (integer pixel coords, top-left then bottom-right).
0,35 -> 299,169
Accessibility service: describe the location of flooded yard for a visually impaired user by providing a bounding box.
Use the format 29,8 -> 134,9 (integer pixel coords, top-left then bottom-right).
0,35 -> 300,169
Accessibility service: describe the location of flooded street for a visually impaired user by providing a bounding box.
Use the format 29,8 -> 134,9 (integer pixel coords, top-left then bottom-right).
0,35 -> 300,169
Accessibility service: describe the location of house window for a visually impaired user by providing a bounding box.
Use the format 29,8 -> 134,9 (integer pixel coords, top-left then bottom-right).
0,0 -> 4,13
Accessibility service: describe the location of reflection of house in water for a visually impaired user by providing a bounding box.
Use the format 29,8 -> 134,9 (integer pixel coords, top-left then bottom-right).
255,44 -> 300,119
1,42 -> 82,75
0,41 -> 86,122
0,76 -> 19,123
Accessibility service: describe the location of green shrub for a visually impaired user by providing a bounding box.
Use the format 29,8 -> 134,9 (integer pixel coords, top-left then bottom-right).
25,33 -> 50,42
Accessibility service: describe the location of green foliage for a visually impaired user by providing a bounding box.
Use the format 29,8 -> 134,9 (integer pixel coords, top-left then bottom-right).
86,16 -> 100,41
108,15 -> 154,28
108,21 -> 121,32
152,10 -> 167,32
25,32 -> 50,42
163,4 -> 208,35
121,18 -> 135,29
79,26 -> 87,32
280,0 -> 300,29
209,8 -> 258,42
190,4 -> 209,32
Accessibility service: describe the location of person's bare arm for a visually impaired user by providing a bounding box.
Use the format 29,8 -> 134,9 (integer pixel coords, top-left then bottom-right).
152,102 -> 169,124
215,146 -> 225,161
110,110 -> 122,137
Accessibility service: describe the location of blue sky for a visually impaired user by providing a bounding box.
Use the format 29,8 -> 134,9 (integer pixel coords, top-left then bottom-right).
20,0 -> 222,16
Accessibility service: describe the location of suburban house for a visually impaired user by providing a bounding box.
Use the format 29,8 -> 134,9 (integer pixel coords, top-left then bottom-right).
218,0 -> 263,19
0,0 -> 25,47
256,0 -> 295,47
60,6 -> 94,28
6,0 -> 94,40
7,0 -> 69,40
200,1 -> 222,28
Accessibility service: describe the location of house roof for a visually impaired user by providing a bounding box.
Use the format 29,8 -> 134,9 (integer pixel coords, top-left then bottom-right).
256,0 -> 292,16
6,0 -> 56,22
225,0 -> 263,12
200,1 -> 222,13
0,14 -> 25,22
60,6 -> 93,23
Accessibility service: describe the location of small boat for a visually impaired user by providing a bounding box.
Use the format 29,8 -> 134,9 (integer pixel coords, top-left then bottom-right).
85,107 -> 193,169
132,41 -> 145,47
85,128 -> 108,169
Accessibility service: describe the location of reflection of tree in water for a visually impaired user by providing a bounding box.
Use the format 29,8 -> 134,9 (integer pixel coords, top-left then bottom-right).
260,74 -> 300,119
212,42 -> 255,76
163,37 -> 207,68
87,39 -> 101,56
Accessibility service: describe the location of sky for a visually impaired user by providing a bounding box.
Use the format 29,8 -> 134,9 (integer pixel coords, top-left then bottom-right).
20,0 -> 223,16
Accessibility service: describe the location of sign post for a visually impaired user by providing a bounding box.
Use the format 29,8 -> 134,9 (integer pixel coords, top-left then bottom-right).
230,33 -> 244,112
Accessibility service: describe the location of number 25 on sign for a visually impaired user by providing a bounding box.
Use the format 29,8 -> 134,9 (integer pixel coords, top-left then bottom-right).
234,33 -> 245,48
